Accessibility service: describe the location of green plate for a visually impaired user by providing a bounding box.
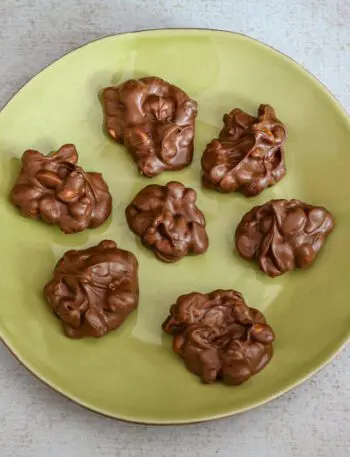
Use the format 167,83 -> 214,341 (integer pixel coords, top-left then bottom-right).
0,29 -> 349,424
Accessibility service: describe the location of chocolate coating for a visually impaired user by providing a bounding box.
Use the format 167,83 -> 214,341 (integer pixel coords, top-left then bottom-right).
44,240 -> 139,338
102,76 -> 198,177
162,289 -> 274,385
125,181 -> 209,262
10,144 -> 112,234
201,104 -> 287,196
235,199 -> 334,277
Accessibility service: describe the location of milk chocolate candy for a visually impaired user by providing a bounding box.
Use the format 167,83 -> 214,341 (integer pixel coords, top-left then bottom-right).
163,289 -> 274,385
102,77 -> 198,177
10,144 -> 112,233
235,199 -> 334,277
201,104 -> 287,196
44,240 -> 139,338
125,181 -> 209,262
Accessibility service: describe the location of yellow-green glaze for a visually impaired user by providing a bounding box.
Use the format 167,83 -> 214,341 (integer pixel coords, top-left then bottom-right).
0,30 -> 349,424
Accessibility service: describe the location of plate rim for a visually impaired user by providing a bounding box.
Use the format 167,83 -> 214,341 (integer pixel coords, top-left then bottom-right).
1,28 -> 349,425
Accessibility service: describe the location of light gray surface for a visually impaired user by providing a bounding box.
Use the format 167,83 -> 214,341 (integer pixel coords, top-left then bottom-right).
0,1 -> 349,456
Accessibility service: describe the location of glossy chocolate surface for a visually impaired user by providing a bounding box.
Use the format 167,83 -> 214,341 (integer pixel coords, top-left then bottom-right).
162,289 -> 274,385
44,240 -> 139,338
10,144 -> 112,234
125,181 -> 209,262
235,199 -> 334,277
201,104 -> 287,196
102,76 -> 198,177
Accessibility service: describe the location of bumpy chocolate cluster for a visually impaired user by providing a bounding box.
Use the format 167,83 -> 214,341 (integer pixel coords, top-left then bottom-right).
235,199 -> 334,277
102,76 -> 198,177
125,181 -> 209,262
162,289 -> 274,385
201,104 -> 287,196
44,240 -> 139,338
10,144 -> 112,234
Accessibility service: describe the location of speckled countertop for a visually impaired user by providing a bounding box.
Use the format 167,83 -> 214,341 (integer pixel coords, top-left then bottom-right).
0,1 -> 349,456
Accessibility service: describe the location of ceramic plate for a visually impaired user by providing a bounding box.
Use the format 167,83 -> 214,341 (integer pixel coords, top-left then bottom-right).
0,29 -> 349,424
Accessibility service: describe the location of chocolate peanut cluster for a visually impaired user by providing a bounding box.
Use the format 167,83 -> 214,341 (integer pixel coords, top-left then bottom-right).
125,181 -> 209,262
235,199 -> 334,277
162,289 -> 274,385
10,144 -> 112,233
44,240 -> 139,338
102,76 -> 198,177
201,104 -> 287,196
